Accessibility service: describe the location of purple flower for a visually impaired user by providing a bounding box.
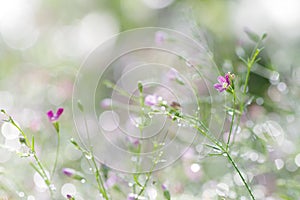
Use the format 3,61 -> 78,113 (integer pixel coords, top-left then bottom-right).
161,183 -> 168,191
62,168 -> 75,177
105,173 -> 119,188
145,94 -> 158,106
62,168 -> 85,181
127,193 -> 137,200
214,73 -> 231,92
165,68 -> 184,85
47,108 -> 64,122
66,194 -> 74,200
127,137 -> 140,147
166,68 -> 179,81
100,98 -> 112,109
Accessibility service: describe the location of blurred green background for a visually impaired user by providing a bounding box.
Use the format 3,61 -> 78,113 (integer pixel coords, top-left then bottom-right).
1,0 -> 300,199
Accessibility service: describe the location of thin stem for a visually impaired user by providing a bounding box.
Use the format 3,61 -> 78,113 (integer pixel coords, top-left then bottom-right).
33,154 -> 48,180
224,44 -> 262,199
152,108 -> 255,199
2,111 -> 31,147
136,172 -> 151,199
91,154 -> 109,200
165,111 -> 222,149
77,102 -> 110,199
225,152 -> 255,200
103,80 -> 139,101
136,127 -> 169,199
70,139 -> 108,194
226,90 -> 237,151
132,81 -> 147,196
32,154 -> 54,198
30,162 -> 54,198
232,44 -> 263,144
73,145 -> 109,199
136,146 -> 165,199
51,131 -> 60,180
1,111 -> 54,197
243,67 -> 251,94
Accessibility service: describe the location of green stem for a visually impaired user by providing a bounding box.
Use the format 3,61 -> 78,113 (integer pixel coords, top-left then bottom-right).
136,127 -> 168,199
33,154 -> 48,179
103,80 -> 139,101
165,111 -> 221,149
232,44 -> 263,144
91,155 -> 109,200
225,152 -> 255,200
136,149 -> 164,199
136,172 -> 151,199
226,90 -> 237,151
51,131 -> 60,180
148,109 -> 222,151
2,112 -> 31,148
132,81 -> 146,196
1,111 -> 54,197
243,68 -> 251,94
32,154 -> 54,198
70,139 -> 111,198
155,109 -> 255,199
77,103 -> 110,199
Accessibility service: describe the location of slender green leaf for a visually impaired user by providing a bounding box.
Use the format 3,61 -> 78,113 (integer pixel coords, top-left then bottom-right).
245,28 -> 260,42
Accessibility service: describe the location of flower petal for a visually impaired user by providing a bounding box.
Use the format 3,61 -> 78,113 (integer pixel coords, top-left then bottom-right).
225,73 -> 230,85
219,87 -> 226,92
47,110 -> 54,120
145,95 -> 158,106
214,83 -> 225,92
56,108 -> 64,118
217,76 -> 226,84
62,168 -> 74,177
214,83 -> 222,89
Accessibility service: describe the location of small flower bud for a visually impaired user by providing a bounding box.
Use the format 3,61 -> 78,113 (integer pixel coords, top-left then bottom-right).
63,168 -> 75,177
62,168 -> 85,181
66,194 -> 75,200
19,135 -> 26,144
100,98 -> 112,109
127,193 -> 137,200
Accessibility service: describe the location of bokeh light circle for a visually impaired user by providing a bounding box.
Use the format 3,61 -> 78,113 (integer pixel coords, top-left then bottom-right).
73,27 -> 222,173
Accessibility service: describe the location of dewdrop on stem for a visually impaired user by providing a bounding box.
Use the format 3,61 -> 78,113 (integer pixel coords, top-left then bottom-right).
85,153 -> 92,160
49,184 -> 56,191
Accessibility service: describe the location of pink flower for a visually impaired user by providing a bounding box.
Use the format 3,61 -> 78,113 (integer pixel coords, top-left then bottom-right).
145,94 -> 158,106
100,98 -> 112,109
62,167 -> 85,181
62,168 -> 74,177
166,68 -> 178,81
105,173 -> 119,188
161,183 -> 168,191
214,73 -> 231,92
127,137 -> 140,148
47,108 -> 64,122
127,193 -> 137,200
